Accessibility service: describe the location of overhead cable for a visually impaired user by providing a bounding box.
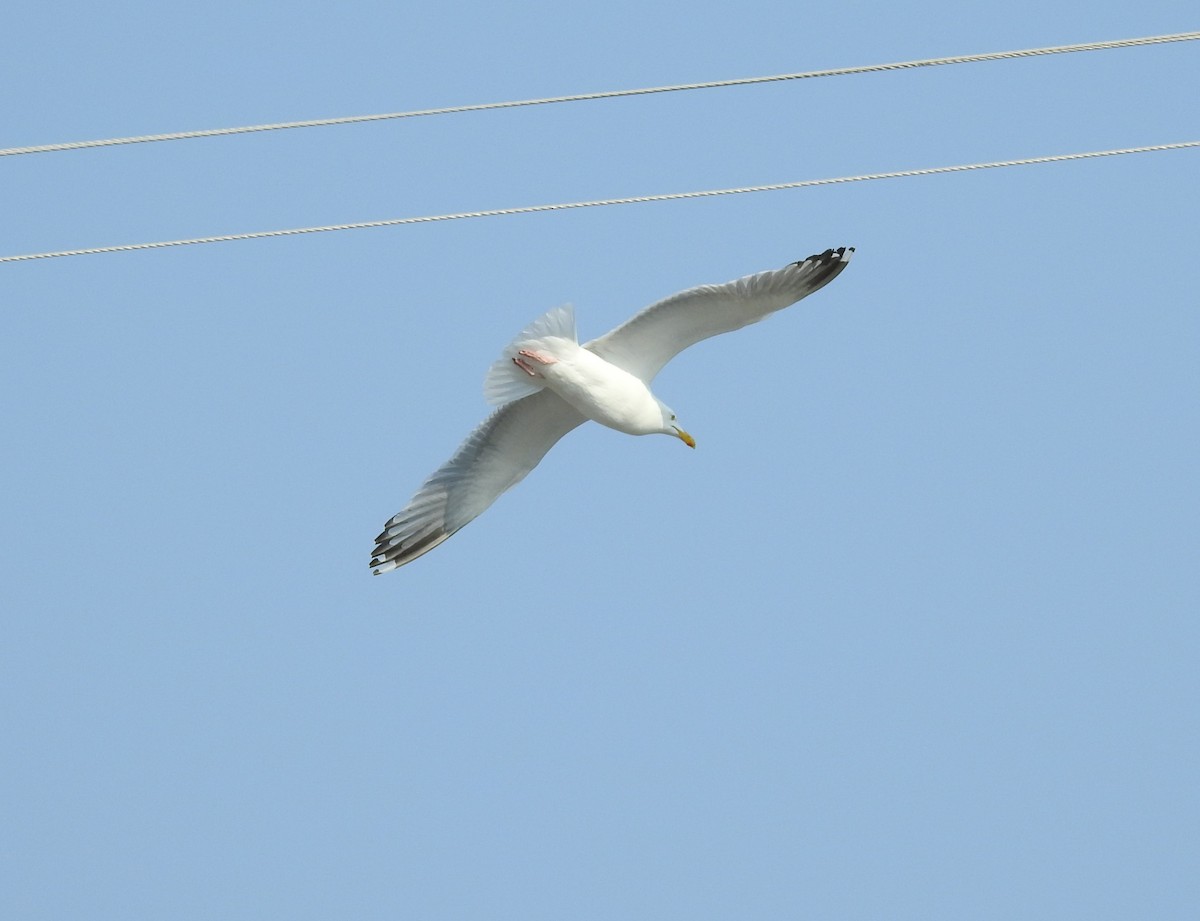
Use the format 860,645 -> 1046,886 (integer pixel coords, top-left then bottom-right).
3,141 -> 1195,263
2,31 -> 1197,158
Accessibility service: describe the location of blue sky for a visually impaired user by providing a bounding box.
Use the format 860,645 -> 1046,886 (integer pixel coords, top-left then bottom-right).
3,2 -> 1198,918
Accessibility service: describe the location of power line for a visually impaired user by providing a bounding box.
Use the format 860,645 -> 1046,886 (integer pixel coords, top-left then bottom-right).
3,31 -> 1197,158
3,141 -> 1195,263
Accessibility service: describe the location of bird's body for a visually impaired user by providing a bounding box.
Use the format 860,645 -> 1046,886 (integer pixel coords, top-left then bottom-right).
511,339 -> 669,436
371,246 -> 854,574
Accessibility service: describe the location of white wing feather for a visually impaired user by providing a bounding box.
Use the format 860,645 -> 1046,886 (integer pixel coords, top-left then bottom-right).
585,247 -> 853,382
371,390 -> 585,573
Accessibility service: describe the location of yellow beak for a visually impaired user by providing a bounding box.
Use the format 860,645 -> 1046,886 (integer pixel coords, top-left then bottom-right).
673,426 -> 696,449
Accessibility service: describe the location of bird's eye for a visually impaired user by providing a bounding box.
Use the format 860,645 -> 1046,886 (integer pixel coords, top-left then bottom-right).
670,414 -> 676,421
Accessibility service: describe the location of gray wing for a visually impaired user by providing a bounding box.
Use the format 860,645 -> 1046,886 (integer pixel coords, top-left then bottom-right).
371,390 -> 586,574
585,247 -> 853,382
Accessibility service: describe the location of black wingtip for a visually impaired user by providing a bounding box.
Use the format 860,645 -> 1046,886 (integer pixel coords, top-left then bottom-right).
796,246 -> 854,267
784,245 -> 854,296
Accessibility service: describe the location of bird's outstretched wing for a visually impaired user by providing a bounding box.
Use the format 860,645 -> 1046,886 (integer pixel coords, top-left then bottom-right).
371,390 -> 586,574
585,247 -> 853,382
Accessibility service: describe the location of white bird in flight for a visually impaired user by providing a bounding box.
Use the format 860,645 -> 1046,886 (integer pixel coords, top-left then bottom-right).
371,246 -> 854,574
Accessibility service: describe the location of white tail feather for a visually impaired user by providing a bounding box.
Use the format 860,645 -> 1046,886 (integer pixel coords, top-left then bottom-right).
483,303 -> 577,405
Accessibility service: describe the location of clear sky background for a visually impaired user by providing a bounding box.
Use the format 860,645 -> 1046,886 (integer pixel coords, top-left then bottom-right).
3,2 -> 1198,918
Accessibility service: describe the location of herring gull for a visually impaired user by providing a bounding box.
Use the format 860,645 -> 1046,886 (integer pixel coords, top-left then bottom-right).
371,246 -> 854,574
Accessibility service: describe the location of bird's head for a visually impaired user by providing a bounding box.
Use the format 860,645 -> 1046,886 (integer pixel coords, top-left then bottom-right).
657,401 -> 695,449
